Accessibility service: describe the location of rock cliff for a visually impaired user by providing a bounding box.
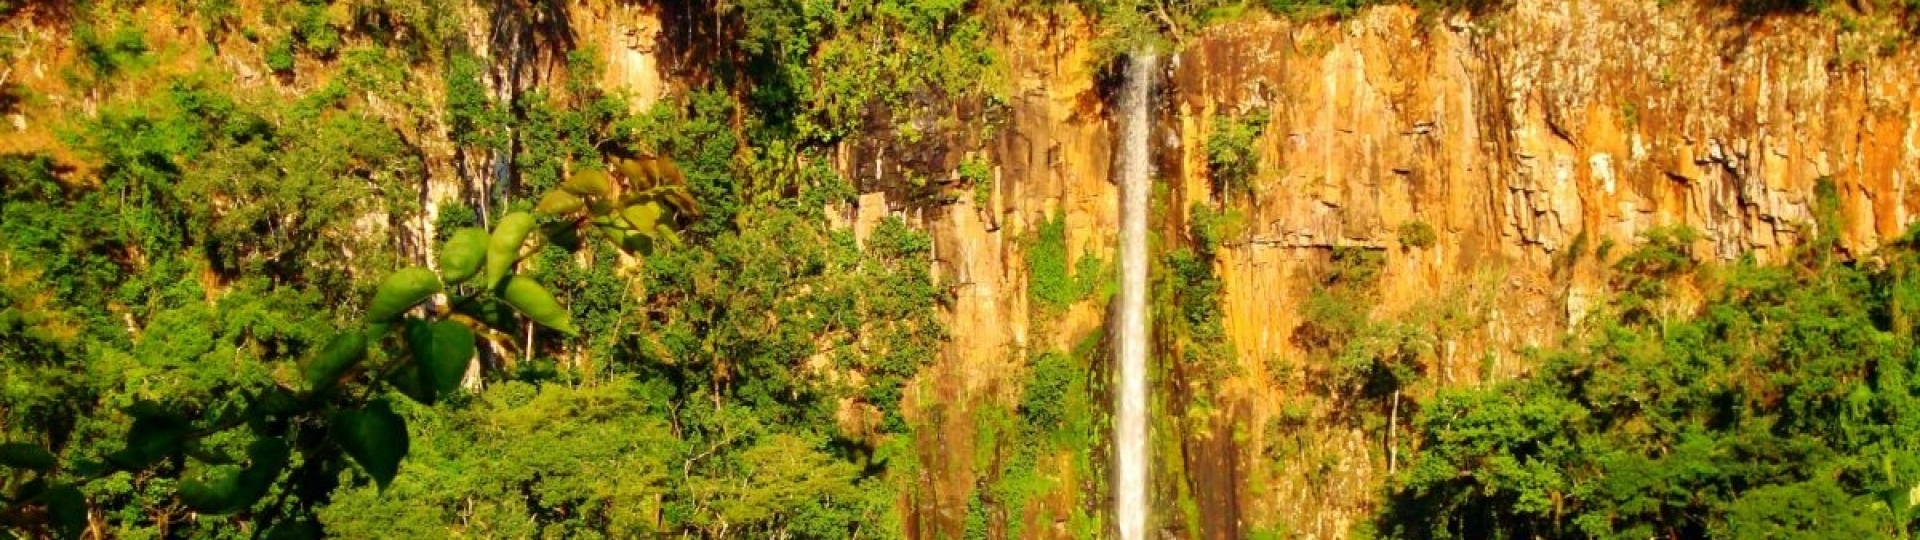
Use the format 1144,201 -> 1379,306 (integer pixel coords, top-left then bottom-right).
872,1 -> 1920,537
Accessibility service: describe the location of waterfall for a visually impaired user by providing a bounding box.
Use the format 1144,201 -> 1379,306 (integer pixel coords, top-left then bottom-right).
1115,48 -> 1156,540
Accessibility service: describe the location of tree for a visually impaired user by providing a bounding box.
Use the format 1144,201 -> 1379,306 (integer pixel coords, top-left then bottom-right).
0,161 -> 696,537
1386,226 -> 1920,539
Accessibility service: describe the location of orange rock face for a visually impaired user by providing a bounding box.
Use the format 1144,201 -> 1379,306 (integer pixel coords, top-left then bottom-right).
893,2 -> 1920,537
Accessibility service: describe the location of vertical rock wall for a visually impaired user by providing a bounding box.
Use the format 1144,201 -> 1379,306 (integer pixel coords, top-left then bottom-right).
896,1 -> 1920,537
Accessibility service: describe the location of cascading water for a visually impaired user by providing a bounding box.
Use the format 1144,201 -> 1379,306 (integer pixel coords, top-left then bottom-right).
1115,49 -> 1156,540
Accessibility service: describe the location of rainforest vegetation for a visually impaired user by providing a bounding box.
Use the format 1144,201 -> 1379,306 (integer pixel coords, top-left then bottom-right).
2,0 -> 1918,538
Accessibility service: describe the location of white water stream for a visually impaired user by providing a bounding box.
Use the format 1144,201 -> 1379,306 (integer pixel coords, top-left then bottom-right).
1115,49 -> 1156,540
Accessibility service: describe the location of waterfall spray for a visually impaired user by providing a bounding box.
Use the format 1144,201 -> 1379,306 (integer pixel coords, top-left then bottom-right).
1115,48 -> 1156,540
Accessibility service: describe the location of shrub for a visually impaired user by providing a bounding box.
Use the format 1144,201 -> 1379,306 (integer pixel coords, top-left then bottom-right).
1388,223 -> 1920,539
1205,111 -> 1270,200
1398,220 -> 1437,249
960,157 -> 992,206
265,37 -> 296,72
1027,214 -> 1105,312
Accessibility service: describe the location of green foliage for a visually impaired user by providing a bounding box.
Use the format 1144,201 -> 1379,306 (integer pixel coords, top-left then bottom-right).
0,103 -> 678,536
1387,228 -> 1920,539
302,330 -> 369,393
961,157 -> 994,206
365,267 -> 443,323
1155,202 -> 1246,471
265,36 -> 296,73
1165,242 -> 1237,383
1190,203 -> 1248,257
861,218 -> 946,430
964,490 -> 991,540
1074,0 -> 1509,64
405,320 -> 476,396
0,1 -> 974,537
1609,225 -> 1700,324
510,84 -> 639,194
501,275 -> 578,336
436,227 -> 490,285
730,0 -> 1006,144
1325,246 -> 1387,288
1262,0 -> 1373,16
1205,111 -> 1270,201
1285,239 -> 1439,457
1020,352 -> 1079,432
180,437 -> 290,515
1028,214 -> 1108,313
485,212 -> 537,288
0,443 -> 56,471
1815,175 -> 1843,242
633,91 -> 742,238
316,380 -> 677,537
978,337 -> 1107,540
1,36 -> 442,527
631,204 -> 939,533
444,53 -> 506,150
74,20 -> 151,78
1398,220 -> 1437,249
43,484 -> 87,539
333,400 -> 409,491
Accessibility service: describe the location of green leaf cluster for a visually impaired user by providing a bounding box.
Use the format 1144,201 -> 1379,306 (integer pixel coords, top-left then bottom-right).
1387,228 -> 1920,539
1205,111 -> 1270,201
1027,213 -> 1110,313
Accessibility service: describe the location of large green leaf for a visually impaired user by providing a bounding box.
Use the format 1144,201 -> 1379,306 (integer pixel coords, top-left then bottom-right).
364,320 -> 394,342
264,519 -> 322,540
535,189 -> 586,215
614,157 -> 655,190
661,187 -> 698,218
589,214 -> 628,234
437,227 -> 490,285
484,212 -> 536,288
654,158 -> 688,186
560,169 -> 613,198
365,267 -> 442,323
500,275 -> 577,336
12,477 -> 46,502
653,226 -> 684,249
0,442 -> 55,472
384,362 -> 434,406
178,465 -> 243,513
122,400 -> 173,420
301,330 -> 367,394
231,437 -> 289,510
251,387 -> 303,418
589,215 -> 647,254
333,400 -> 408,491
179,437 -> 287,514
587,197 -> 617,217
109,415 -> 188,470
407,319 -> 476,396
619,202 -> 664,236
451,296 -> 517,334
44,484 -> 86,539
594,223 -> 631,250
620,232 -> 656,255
540,219 -> 583,252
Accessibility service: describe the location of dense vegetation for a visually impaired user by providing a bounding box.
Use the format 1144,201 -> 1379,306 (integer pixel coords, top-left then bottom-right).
1385,193 -> 1920,538
0,0 -> 946,537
